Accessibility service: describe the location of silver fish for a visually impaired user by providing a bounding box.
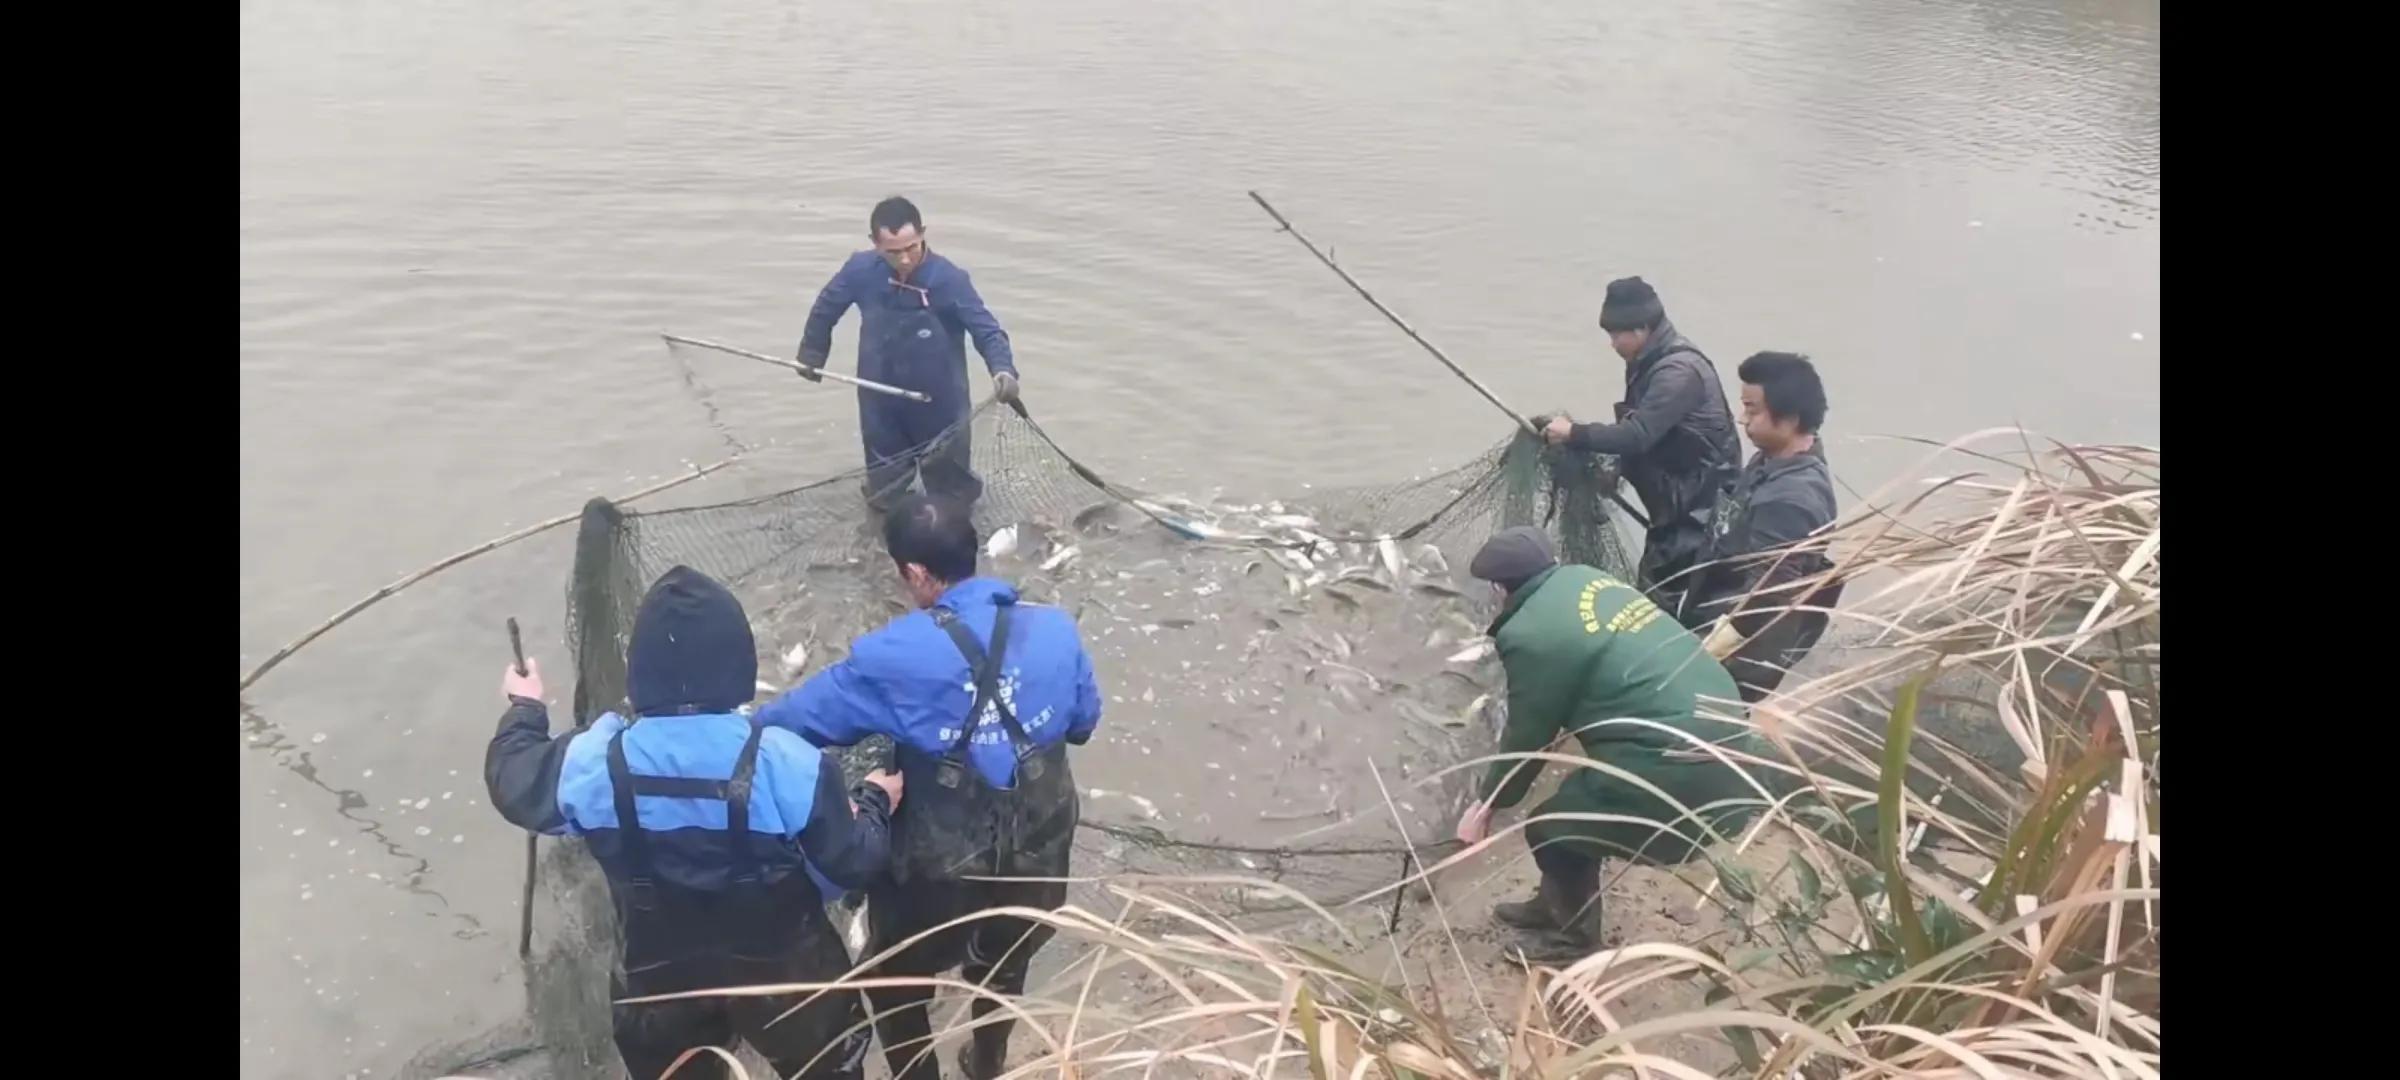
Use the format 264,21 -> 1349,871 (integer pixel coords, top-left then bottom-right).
1072,501 -> 1121,531
1447,640 -> 1495,664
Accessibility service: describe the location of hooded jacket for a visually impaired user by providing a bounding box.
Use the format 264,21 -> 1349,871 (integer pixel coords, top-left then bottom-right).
484,567 -> 893,897
758,577 -> 1102,789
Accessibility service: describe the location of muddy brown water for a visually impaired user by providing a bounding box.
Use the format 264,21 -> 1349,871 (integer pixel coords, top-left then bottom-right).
240,1 -> 2158,1075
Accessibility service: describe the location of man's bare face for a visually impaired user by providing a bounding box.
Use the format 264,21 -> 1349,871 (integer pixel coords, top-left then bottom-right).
875,225 -> 927,280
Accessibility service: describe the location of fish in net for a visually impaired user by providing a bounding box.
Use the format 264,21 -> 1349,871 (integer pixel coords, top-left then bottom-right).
560,395 -> 1638,894
476,395 -> 1641,1075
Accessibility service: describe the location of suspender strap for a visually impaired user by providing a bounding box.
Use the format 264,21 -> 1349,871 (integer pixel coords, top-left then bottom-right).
606,729 -> 651,882
930,603 -> 1034,757
605,717 -> 769,883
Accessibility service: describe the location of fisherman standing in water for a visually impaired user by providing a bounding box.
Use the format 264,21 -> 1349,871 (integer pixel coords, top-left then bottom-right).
1541,277 -> 1740,619
759,493 -> 1101,1080
797,196 -> 1021,509
483,566 -> 900,1079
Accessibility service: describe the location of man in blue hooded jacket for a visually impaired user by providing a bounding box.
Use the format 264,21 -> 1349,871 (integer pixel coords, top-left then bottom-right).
759,493 -> 1102,1080
796,196 -> 1019,509
485,565 -> 903,1080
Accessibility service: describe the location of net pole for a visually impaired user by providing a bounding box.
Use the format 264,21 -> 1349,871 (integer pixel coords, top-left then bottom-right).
238,458 -> 737,693
1246,191 -> 1654,530
661,333 -> 934,403
1247,191 -> 1541,440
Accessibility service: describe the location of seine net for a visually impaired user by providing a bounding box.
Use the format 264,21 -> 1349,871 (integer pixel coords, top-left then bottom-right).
426,392 -> 1645,1078
561,396 -> 1639,903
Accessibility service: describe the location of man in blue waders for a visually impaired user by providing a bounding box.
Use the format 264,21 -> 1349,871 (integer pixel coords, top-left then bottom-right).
759,493 -> 1103,1080
796,196 -> 1021,509
484,566 -> 903,1079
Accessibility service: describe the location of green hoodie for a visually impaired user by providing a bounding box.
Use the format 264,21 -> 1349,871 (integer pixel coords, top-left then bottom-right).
1481,564 -> 1759,863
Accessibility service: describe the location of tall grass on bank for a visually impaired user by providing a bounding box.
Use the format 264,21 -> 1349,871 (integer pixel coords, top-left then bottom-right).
556,432 -> 2160,1080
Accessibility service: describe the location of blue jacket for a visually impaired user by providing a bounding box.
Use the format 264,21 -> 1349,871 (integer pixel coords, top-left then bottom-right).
484,703 -> 892,896
798,250 -> 1016,391
758,578 -> 1101,789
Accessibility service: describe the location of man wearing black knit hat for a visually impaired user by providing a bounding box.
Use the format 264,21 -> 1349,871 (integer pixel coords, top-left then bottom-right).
1540,277 -> 1741,621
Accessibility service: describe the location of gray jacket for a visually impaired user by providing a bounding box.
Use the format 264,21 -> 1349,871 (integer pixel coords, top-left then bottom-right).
1686,444 -> 1838,633
1564,319 -> 1742,535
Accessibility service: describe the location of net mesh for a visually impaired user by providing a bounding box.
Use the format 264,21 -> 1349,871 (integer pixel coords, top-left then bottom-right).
433,392 -> 1642,1077
561,396 -> 1639,907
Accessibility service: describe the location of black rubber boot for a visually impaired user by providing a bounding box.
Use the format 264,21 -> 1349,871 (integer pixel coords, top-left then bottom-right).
1492,880 -> 1563,932
957,1031 -> 1007,1080
1513,848 -> 1605,963
867,983 -> 943,1080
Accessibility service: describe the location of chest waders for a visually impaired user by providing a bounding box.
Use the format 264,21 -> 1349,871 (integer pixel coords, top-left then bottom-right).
860,282 -> 981,507
868,599 -> 1078,1080
604,715 -> 868,1080
888,601 -> 1076,885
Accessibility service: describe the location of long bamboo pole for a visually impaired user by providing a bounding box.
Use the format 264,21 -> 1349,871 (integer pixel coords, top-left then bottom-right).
237,457 -> 738,693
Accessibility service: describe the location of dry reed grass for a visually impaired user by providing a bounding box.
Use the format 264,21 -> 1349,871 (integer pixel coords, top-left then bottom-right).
467,430 -> 2160,1080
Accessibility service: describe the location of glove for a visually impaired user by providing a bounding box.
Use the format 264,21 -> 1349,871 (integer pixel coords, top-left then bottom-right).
1702,618 -> 1744,660
1454,801 -> 1493,846
794,348 -> 827,383
992,371 -> 1020,403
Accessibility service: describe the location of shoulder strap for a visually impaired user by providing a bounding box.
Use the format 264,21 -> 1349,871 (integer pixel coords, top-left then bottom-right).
930,603 -> 1033,757
606,718 -> 769,883
605,728 -> 651,882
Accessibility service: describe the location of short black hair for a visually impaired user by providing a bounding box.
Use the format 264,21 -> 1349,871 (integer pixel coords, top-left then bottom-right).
883,492 -> 978,583
1736,351 -> 1828,434
870,196 -> 923,237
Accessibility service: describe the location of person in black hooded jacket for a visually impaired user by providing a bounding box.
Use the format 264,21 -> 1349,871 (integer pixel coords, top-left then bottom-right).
1541,277 -> 1741,619
484,565 -> 901,1080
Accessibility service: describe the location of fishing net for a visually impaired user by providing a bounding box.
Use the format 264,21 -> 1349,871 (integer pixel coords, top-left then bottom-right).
561,395 -> 1639,898
475,391 -> 1643,1077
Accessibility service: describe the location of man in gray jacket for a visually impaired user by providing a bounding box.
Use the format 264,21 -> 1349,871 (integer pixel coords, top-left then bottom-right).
1688,351 -> 1841,702
1542,277 -> 1741,617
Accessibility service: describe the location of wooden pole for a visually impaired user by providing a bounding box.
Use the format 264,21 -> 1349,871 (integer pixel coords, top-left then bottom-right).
662,333 -> 934,402
237,457 -> 738,693
1247,191 -> 1652,528
1247,191 -> 1540,439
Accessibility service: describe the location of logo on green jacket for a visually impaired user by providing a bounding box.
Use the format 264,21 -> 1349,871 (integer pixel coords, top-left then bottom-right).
1578,574 -> 1667,636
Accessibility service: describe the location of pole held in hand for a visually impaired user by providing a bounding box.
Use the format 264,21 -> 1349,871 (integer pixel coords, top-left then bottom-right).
508,615 -> 536,960
1247,191 -> 1654,529
663,333 -> 934,403
1247,192 -> 1540,440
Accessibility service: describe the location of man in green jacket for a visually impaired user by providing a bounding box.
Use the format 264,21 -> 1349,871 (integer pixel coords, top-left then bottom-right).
1452,527 -> 1760,961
